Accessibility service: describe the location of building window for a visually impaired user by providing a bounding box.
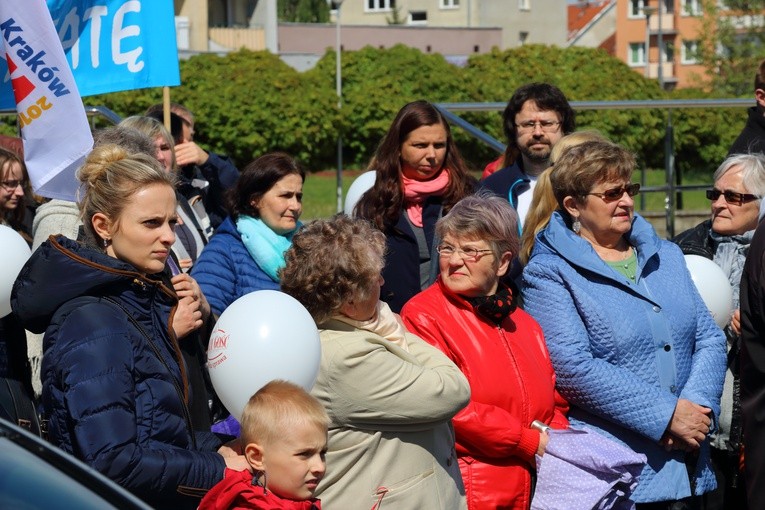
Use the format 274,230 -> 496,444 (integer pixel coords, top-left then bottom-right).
682,0 -> 702,15
408,10 -> 427,25
629,42 -> 646,66
519,0 -> 530,11
440,0 -> 459,8
681,40 -> 700,64
629,0 -> 645,18
661,41 -> 675,63
366,0 -> 395,12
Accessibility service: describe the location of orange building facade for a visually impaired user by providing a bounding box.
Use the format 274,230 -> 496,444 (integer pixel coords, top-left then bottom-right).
615,0 -> 707,89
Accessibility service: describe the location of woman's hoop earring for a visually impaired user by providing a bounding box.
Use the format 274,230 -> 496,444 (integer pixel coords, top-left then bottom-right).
572,219 -> 581,234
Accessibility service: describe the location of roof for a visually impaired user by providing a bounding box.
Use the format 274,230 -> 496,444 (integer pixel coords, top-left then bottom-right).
568,1 -> 613,41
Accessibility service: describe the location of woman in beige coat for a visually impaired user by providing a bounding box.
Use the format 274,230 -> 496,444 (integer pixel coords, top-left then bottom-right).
281,215 -> 470,510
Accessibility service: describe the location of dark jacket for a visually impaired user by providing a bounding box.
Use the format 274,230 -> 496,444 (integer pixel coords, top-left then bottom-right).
740,216 -> 765,504
0,312 -> 32,397
478,161 -> 530,213
672,219 -> 715,259
380,197 -> 443,313
11,236 -> 225,509
178,152 -> 239,231
729,106 -> 765,156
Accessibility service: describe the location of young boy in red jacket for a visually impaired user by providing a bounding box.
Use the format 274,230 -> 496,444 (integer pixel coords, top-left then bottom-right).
200,381 -> 329,510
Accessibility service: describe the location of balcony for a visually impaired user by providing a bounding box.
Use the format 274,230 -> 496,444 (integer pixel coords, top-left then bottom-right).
645,62 -> 678,83
209,27 -> 266,51
648,13 -> 676,34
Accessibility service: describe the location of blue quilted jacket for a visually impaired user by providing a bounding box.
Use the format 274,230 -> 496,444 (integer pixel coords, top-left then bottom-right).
192,216 -> 279,317
11,237 -> 225,509
522,212 -> 726,503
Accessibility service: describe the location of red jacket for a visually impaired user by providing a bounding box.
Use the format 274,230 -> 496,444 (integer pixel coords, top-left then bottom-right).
401,280 -> 569,510
199,469 -> 321,510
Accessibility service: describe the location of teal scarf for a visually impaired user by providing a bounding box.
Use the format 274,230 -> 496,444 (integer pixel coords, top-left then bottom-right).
236,215 -> 300,282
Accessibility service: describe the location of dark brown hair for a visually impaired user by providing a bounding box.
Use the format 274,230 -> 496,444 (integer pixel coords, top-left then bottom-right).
227,152 -> 305,221
500,83 -> 575,168
354,100 -> 474,230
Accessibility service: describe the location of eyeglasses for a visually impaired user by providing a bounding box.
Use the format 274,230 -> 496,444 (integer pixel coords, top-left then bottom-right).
587,183 -> 641,202
515,120 -> 562,133
706,188 -> 758,205
436,244 -> 494,261
0,180 -> 23,191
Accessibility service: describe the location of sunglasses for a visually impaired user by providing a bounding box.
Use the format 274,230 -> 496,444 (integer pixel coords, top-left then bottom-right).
587,183 -> 641,202
706,188 -> 758,205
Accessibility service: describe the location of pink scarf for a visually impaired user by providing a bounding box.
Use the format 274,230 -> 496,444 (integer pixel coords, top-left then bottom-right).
401,168 -> 450,227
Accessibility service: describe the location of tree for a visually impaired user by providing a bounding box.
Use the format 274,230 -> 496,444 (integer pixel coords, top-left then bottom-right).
278,0 -> 330,23
695,0 -> 765,96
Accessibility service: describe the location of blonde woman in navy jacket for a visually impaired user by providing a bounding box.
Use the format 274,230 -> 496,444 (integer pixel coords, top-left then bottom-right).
522,140 -> 726,507
12,146 -> 248,509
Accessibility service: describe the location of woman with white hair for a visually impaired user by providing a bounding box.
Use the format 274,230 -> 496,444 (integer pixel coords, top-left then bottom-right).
673,152 -> 765,508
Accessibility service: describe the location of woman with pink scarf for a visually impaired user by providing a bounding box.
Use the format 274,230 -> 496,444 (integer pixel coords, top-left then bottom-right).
354,100 -> 475,312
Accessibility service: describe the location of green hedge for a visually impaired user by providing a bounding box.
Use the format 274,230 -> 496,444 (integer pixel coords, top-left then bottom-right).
86,44 -> 744,176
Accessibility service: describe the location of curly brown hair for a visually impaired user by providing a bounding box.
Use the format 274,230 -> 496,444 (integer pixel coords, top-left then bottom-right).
280,215 -> 386,324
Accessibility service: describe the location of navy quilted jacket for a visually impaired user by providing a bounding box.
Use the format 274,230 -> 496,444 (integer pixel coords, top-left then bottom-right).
522,212 -> 726,503
192,217 -> 279,317
11,237 -> 225,509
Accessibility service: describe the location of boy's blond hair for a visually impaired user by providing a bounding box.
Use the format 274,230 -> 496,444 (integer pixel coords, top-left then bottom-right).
240,380 -> 329,446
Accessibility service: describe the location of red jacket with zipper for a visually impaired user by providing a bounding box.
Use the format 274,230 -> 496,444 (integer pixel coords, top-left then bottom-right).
401,279 -> 569,510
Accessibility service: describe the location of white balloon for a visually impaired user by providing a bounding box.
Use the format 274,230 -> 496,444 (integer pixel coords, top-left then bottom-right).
206,290 -> 321,420
0,225 -> 31,318
343,171 -> 377,216
684,254 -> 734,329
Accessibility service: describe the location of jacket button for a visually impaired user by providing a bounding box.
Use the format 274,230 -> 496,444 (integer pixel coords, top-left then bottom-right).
670,385 -> 676,393
447,457 -> 453,466
653,306 -> 661,312
664,344 -> 671,352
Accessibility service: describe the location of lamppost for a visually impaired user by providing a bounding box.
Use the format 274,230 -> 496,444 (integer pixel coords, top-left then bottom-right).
642,5 -> 655,79
334,0 -> 344,213
656,0 -> 664,89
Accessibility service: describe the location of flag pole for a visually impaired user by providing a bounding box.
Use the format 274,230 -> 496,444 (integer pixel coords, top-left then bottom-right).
163,86 -> 171,132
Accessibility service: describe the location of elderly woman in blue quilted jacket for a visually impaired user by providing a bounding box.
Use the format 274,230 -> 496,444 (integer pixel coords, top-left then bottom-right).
192,152 -> 304,317
11,145 -> 249,509
522,139 -> 726,507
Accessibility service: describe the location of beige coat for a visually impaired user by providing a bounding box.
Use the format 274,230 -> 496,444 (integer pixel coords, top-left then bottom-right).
312,319 -> 470,510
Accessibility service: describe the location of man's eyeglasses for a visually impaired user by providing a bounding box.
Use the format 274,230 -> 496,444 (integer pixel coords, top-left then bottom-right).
515,120 -> 561,133
706,188 -> 759,205
436,244 -> 494,261
587,183 -> 641,203
0,180 -> 23,191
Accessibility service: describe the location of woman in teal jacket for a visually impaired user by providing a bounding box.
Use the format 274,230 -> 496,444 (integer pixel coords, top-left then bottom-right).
522,139 -> 726,506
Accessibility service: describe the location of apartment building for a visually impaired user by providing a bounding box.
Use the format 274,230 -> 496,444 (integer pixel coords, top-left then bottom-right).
337,0 -> 567,50
174,0 -> 568,55
614,0 -> 706,89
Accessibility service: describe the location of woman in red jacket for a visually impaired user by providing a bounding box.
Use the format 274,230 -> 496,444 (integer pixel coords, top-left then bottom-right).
401,192 -> 569,510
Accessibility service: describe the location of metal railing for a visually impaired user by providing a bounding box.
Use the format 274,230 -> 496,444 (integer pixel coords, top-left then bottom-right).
435,98 -> 753,238
0,105 -> 121,131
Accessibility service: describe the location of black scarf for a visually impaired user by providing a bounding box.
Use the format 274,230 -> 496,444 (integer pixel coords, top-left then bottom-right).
466,282 -> 518,325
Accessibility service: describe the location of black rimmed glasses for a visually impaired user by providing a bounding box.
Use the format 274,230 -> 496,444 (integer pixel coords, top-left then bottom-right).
436,244 -> 494,261
706,188 -> 758,206
514,120 -> 562,133
587,183 -> 641,203
0,180 -> 22,191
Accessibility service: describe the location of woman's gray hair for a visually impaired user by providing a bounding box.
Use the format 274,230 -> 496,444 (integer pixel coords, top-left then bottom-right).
436,191 -> 520,260
714,153 -> 765,198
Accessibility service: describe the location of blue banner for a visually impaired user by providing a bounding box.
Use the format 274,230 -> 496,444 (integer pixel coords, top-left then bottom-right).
0,0 -> 180,109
